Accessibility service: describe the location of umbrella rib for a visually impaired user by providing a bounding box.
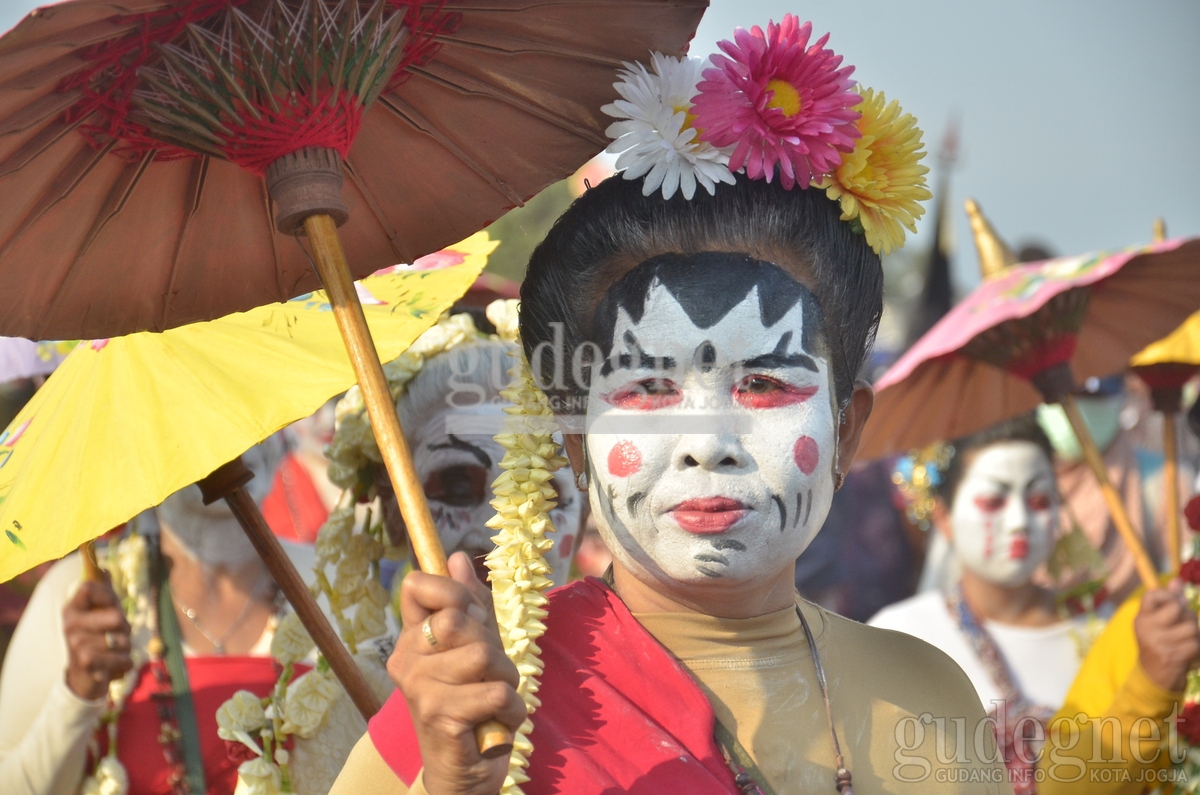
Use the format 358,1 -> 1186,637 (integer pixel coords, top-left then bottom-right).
0,87 -> 82,138
258,174 -> 286,299
341,158 -> 409,262
159,157 -> 210,331
406,61 -> 607,147
72,150 -> 156,264
0,137 -> 114,263
36,151 -> 159,331
0,113 -> 89,180
377,95 -> 526,207
430,31 -> 624,68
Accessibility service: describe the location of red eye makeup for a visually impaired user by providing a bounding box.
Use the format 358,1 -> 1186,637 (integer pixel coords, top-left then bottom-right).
603,378 -> 683,411
732,375 -> 817,409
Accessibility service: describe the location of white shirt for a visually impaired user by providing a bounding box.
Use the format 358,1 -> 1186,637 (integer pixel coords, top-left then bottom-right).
868,590 -> 1095,712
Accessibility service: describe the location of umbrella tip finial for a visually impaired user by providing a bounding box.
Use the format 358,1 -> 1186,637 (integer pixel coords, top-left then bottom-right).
964,198 -> 1017,280
1153,217 -> 1167,243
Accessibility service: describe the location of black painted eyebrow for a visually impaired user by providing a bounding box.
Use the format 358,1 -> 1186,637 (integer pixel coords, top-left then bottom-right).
739,331 -> 818,372
426,434 -> 491,469
740,351 -> 818,372
600,330 -> 678,377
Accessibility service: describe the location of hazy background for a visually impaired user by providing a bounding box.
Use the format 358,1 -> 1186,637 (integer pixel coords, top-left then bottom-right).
1,0 -> 1195,308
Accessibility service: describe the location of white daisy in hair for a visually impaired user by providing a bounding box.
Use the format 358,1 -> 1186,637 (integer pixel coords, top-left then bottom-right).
601,52 -> 735,200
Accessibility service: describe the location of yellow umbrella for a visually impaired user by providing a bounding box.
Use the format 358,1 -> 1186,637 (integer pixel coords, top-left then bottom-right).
0,234 -> 493,583
1132,310 -> 1200,368
1128,221 -> 1200,573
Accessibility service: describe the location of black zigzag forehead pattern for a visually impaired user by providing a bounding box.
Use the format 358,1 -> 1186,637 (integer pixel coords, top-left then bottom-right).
590,252 -> 823,360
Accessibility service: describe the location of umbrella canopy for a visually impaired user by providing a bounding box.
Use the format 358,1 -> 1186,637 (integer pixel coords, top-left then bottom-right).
0,336 -> 74,381
860,235 -> 1200,460
0,0 -> 706,340
0,244 -> 488,582
1132,310 -> 1200,368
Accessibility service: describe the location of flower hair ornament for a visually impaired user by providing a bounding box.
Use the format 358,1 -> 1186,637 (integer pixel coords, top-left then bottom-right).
603,14 -> 932,255
892,442 -> 954,532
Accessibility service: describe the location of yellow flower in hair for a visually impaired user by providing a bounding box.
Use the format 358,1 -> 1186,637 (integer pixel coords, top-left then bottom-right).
818,87 -> 932,255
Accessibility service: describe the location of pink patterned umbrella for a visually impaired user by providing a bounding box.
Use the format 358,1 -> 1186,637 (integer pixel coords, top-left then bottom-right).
860,223 -> 1200,591
861,235 -> 1200,460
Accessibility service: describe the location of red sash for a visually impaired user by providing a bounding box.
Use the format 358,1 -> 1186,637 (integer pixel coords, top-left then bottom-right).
368,578 -> 738,794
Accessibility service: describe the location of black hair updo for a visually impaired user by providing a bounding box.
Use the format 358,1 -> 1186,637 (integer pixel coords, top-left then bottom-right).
519,172 -> 883,411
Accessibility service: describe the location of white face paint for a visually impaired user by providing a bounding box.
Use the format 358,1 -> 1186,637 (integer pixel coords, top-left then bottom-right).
585,278 -> 837,587
949,441 -> 1058,587
411,403 -> 581,588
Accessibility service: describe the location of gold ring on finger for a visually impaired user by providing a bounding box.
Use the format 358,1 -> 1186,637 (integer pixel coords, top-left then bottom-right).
104,631 -> 119,650
421,616 -> 439,649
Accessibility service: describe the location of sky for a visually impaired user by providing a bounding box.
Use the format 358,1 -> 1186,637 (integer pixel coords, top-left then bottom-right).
0,0 -> 1195,297
691,0 -> 1200,294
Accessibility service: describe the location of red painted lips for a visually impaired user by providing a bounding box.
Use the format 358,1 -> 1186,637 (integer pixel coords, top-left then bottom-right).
671,497 -> 748,534
1009,536 -> 1029,560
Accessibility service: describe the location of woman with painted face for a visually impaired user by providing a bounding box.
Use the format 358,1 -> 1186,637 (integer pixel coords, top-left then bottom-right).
870,416 -> 1097,794
331,19 -> 1009,795
323,309 -> 583,593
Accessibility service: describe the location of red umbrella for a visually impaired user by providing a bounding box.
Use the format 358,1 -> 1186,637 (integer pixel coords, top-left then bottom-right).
861,200 -> 1200,589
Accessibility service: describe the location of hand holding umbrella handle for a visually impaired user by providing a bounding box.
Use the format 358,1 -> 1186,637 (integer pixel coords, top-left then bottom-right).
302,213 -> 514,760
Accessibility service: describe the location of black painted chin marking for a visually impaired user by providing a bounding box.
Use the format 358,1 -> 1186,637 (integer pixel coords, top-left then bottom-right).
601,484 -> 619,526
794,492 -> 803,528
696,566 -> 724,579
627,492 -> 647,519
771,494 -> 787,534
710,538 -> 746,552
694,552 -> 729,566
803,489 -> 813,525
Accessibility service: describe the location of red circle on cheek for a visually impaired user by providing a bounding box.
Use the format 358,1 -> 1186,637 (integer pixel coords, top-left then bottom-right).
793,436 -> 819,475
607,441 -> 642,477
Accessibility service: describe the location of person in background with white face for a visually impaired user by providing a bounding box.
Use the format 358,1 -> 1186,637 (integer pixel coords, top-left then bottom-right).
870,416 -> 1096,794
344,332 -> 582,592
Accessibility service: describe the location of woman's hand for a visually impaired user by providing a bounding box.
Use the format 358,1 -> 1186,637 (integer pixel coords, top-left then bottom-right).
62,579 -> 133,701
390,551 -> 526,795
1135,579 -> 1200,692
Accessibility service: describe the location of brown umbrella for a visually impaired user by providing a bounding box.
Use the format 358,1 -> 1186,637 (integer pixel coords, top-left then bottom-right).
0,0 -> 707,754
860,201 -> 1200,590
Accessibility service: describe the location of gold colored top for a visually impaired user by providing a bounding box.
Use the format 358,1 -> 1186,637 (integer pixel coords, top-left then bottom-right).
331,598 -> 1007,794
1153,217 -> 1167,243
965,198 -> 1017,280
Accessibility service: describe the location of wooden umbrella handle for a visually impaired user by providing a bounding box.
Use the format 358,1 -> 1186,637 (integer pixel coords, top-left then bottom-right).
1163,413 -> 1182,574
303,213 -> 514,760
79,541 -> 103,581
199,459 -> 381,721
1060,394 -> 1160,590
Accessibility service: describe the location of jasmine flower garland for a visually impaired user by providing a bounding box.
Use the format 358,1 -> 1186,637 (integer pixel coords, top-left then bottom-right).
483,301 -> 568,795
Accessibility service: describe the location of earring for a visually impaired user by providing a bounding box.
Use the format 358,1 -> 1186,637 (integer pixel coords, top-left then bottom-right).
575,470 -> 589,492
834,471 -> 846,492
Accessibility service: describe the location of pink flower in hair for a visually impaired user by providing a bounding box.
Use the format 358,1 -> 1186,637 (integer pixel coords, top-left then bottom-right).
691,15 -> 861,189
